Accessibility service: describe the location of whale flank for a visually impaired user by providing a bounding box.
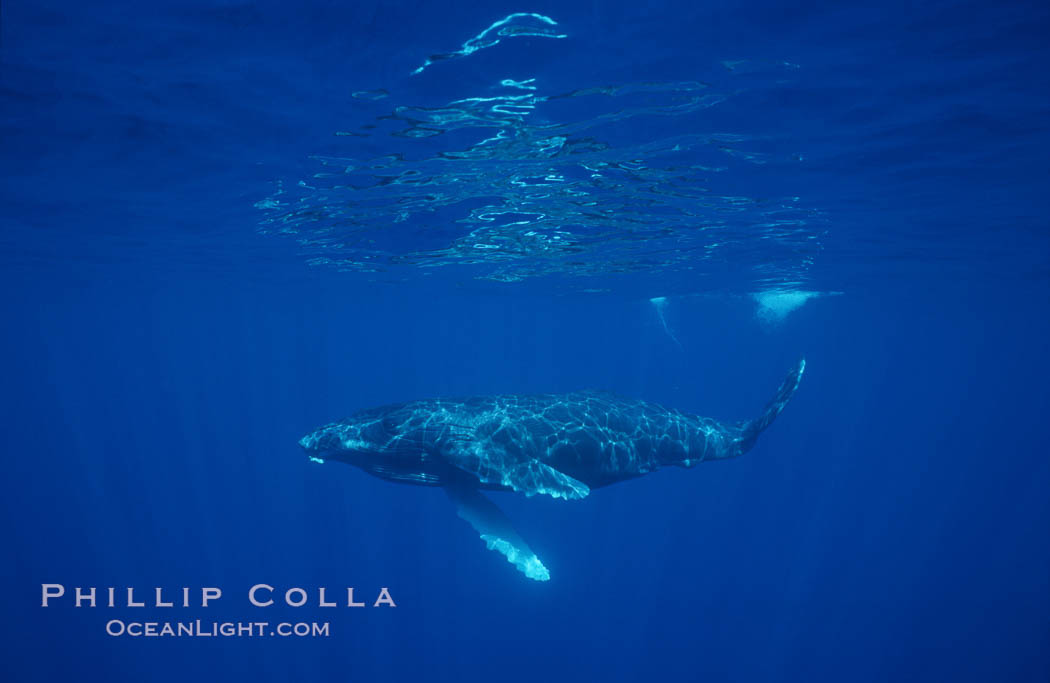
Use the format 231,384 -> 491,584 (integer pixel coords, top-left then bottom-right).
300,360 -> 805,580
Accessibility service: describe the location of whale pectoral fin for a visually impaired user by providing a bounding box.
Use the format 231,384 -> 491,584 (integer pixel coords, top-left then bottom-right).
503,460 -> 590,500
444,484 -> 550,581
446,446 -> 590,501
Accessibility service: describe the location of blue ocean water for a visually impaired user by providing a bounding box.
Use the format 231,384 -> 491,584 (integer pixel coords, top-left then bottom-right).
2,0 -> 1048,680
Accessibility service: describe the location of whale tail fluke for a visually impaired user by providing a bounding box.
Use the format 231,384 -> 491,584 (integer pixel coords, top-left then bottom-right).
736,358 -> 805,454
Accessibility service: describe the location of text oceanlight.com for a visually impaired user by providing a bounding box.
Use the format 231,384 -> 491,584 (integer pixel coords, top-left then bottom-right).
105,620 -> 330,638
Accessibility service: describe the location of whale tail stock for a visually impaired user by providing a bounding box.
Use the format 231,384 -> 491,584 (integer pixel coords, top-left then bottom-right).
734,358 -> 806,454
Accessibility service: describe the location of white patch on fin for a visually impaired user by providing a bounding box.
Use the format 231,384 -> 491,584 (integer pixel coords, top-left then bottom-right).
445,484 -> 551,581
480,535 -> 550,581
500,460 -> 590,501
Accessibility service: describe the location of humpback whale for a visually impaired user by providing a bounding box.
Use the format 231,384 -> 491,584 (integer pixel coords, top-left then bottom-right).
300,360 -> 805,581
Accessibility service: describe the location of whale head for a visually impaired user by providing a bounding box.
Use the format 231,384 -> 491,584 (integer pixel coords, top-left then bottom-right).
298,408 -> 394,461
299,404 -> 448,485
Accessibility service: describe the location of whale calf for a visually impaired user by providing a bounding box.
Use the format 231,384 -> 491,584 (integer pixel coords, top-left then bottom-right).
300,360 -> 805,580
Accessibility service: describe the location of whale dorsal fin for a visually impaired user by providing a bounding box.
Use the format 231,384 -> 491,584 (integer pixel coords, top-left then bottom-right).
446,446 -> 590,501
444,483 -> 550,581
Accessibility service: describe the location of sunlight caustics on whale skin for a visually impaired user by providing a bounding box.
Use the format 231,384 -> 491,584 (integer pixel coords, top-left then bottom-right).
411,13 -> 567,76
301,361 -> 805,580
